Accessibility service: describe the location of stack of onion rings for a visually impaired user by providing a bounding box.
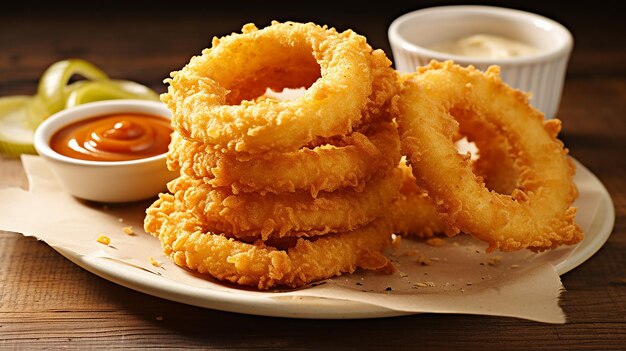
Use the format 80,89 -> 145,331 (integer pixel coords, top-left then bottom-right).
145,21 -> 400,289
146,20 -> 584,289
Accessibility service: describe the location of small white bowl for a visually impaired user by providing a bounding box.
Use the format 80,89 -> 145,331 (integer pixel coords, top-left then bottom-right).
388,5 -> 573,118
34,100 -> 177,203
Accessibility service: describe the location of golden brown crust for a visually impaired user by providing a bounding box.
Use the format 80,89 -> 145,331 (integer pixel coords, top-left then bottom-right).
396,61 -> 582,252
169,167 -> 402,241
390,162 -> 455,238
163,21 -> 388,154
167,122 -> 401,196
451,106 -> 520,195
144,193 -> 393,290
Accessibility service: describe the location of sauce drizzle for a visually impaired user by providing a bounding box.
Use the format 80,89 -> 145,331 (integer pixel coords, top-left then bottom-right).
50,113 -> 172,161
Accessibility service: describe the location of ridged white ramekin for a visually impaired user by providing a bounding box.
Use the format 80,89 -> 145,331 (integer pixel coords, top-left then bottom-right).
388,5 -> 573,118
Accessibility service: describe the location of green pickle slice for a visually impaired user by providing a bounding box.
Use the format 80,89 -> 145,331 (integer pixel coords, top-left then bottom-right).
0,96 -> 38,157
37,59 -> 109,115
65,80 -> 159,108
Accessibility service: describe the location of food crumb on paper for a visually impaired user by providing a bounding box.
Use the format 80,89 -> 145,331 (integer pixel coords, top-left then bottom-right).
150,256 -> 163,268
426,237 -> 446,247
414,281 -> 436,288
487,256 -> 502,266
122,226 -> 135,235
118,218 -> 124,223
96,235 -> 111,246
509,264 -> 520,269
416,255 -> 432,266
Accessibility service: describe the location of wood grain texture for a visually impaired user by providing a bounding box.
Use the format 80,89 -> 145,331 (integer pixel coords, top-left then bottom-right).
1,1 -> 625,349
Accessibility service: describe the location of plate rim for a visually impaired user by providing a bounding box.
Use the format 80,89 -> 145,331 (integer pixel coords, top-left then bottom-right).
52,157 -> 615,319
554,159 -> 615,275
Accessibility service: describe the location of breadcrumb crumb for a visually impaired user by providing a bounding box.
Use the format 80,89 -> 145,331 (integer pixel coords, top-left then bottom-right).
416,255 -> 432,266
414,281 -> 436,288
96,235 -> 111,246
150,256 -> 163,268
122,226 -> 135,235
487,256 -> 502,266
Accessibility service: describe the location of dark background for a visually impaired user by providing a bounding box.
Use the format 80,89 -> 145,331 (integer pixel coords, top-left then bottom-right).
1,0 -> 624,97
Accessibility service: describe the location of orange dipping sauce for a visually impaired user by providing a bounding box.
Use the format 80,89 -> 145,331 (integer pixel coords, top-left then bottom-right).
50,113 -> 173,161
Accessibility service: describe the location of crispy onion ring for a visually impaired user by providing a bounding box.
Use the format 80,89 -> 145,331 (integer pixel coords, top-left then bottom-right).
390,162 -> 455,238
169,167 -> 402,241
471,133 -> 519,195
355,52 -> 399,129
163,21 -> 389,154
167,122 -> 400,196
396,61 -> 582,252
144,193 -> 393,290
453,106 -> 520,195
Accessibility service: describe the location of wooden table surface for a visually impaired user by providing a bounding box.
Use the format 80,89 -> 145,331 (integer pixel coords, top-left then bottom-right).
1,1 -> 624,349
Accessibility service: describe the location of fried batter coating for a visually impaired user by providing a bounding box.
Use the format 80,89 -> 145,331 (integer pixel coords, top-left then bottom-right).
163,21 -> 391,154
390,162 -> 456,238
452,107 -> 520,195
396,61 -> 583,252
168,122 -> 400,196
169,168 -> 402,241
144,194 -> 393,289
355,50 -> 399,128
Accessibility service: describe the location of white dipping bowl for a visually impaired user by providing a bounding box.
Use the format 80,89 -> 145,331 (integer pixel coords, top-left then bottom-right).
388,5 -> 573,118
34,100 -> 177,203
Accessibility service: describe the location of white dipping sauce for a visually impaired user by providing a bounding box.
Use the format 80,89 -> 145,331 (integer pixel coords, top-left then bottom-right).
429,34 -> 538,59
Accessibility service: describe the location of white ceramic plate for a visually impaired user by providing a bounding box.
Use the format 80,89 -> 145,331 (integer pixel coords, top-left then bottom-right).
54,159 -> 614,319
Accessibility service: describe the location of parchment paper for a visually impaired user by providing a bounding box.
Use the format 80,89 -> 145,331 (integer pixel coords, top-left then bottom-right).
0,155 -> 603,323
